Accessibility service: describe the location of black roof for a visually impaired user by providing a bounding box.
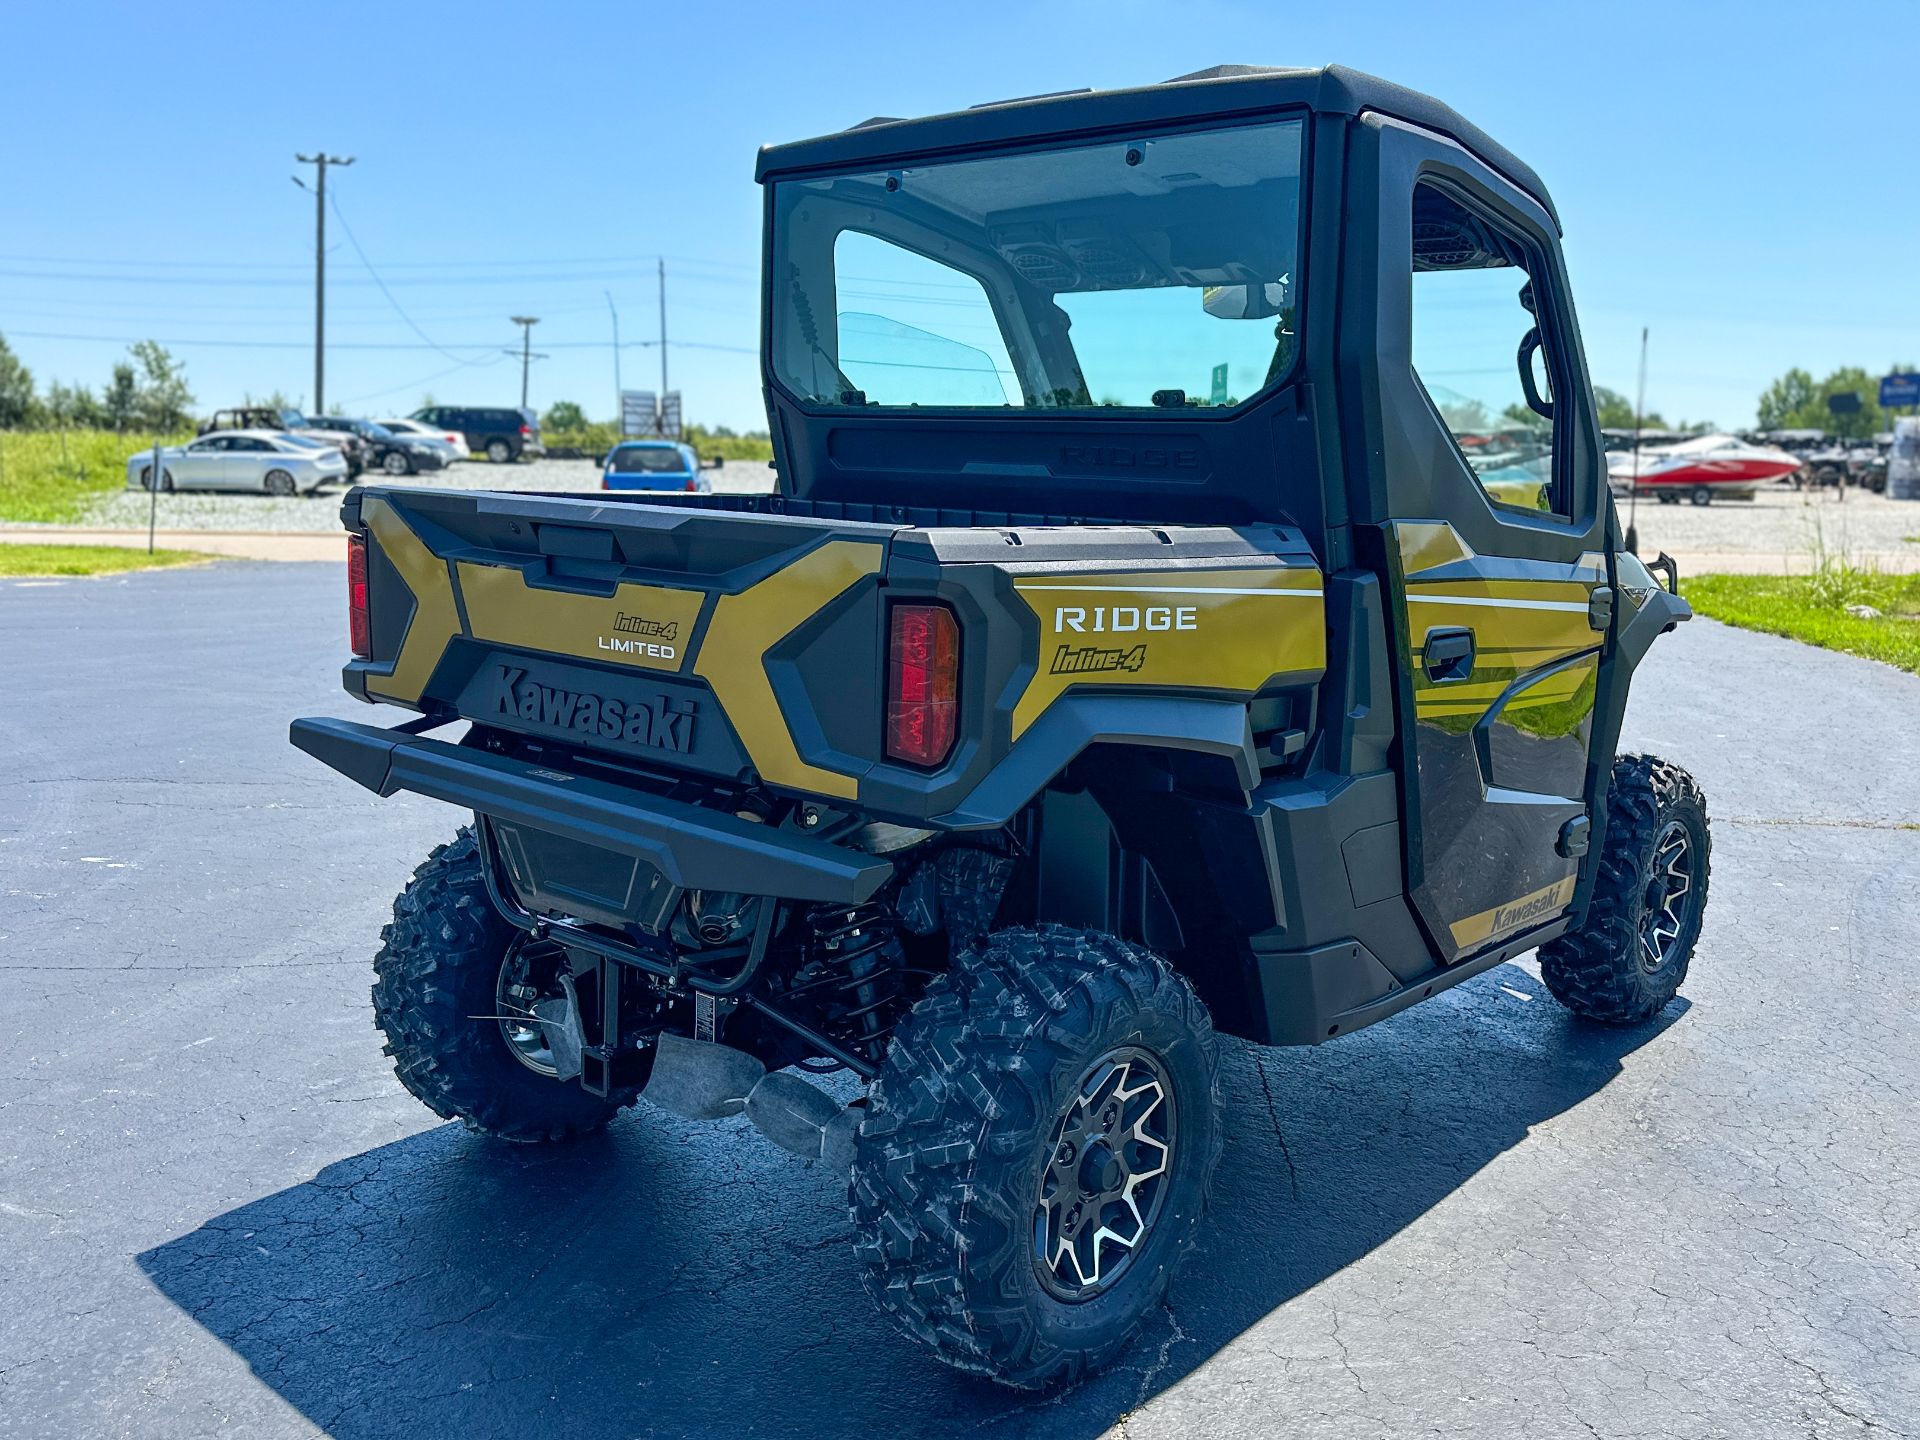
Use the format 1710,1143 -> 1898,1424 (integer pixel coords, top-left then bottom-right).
755,64 -> 1556,230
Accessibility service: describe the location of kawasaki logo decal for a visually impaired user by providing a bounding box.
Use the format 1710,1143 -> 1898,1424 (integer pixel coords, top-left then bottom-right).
492,665 -> 696,754
1448,874 -> 1577,949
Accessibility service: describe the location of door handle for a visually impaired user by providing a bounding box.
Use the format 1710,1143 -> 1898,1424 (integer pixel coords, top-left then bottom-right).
1423,627 -> 1475,682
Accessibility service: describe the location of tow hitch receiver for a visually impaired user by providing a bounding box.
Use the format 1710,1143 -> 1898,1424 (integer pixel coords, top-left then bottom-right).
644,1032 -> 860,1167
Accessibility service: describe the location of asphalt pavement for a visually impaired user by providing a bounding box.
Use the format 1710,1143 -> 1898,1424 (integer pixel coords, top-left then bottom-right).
1,563 -> 1915,1439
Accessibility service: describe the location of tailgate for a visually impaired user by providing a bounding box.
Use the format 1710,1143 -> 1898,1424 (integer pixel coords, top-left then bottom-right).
347,485 -> 901,801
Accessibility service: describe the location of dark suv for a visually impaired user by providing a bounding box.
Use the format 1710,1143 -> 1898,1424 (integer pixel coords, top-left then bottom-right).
410,406 -> 545,464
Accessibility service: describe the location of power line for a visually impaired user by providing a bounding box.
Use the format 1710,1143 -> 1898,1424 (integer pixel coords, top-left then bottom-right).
327,188 -> 496,366
0,264 -> 752,289
5,327 -> 756,354
0,250 -> 758,273
335,354 -> 510,408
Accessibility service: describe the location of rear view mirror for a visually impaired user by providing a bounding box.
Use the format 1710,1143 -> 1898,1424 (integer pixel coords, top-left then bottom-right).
1202,280 -> 1288,321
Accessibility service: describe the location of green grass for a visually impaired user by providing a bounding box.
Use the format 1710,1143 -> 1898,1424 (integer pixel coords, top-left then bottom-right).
0,429 -> 193,523
542,423 -> 774,462
1686,570 -> 1920,674
0,543 -> 217,577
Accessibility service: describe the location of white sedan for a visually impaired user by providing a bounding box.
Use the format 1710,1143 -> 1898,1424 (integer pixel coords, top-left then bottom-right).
125,430 -> 349,495
375,417 -> 469,462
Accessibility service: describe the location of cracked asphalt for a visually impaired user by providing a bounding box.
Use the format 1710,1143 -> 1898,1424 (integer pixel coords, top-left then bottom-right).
2,562 -> 1916,1439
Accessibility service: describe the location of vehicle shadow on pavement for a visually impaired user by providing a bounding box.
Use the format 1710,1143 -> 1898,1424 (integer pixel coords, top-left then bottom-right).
138,962 -> 1682,1440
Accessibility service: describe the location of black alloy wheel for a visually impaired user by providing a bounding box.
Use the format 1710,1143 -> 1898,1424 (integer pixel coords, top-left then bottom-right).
1032,1046 -> 1177,1302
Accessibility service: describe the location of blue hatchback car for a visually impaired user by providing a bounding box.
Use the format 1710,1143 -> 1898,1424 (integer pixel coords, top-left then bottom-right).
601,440 -> 708,492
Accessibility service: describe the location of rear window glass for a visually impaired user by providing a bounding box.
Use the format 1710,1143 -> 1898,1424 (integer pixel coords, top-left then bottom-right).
610,446 -> 689,473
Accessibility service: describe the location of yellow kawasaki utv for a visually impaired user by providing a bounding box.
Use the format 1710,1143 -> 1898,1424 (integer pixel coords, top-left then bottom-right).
293,64 -> 1708,1388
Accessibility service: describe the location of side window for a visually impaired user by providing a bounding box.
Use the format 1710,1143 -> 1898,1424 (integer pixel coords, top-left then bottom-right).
1409,182 -> 1563,517
830,231 -> 1018,406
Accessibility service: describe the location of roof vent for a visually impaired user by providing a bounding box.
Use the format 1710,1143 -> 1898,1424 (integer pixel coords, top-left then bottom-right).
848,115 -> 906,130
1163,64 -> 1288,83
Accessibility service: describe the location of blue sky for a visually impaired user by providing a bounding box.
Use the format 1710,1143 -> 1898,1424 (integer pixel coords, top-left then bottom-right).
2,0 -> 1913,431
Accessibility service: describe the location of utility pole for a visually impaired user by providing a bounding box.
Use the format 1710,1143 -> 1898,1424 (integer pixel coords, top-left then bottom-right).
1627,326 -> 1648,552
605,291 -> 622,427
509,316 -> 541,409
658,258 -> 669,404
293,152 -> 354,414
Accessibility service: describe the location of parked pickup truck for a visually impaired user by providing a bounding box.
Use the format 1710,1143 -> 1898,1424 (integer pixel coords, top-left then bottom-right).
292,63 -> 1707,1390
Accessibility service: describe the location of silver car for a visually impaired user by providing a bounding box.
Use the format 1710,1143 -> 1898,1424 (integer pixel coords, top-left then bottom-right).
125,430 -> 349,496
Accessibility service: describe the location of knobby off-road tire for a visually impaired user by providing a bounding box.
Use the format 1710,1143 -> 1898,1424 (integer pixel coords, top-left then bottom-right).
371,827 -> 632,1142
1539,754 -> 1710,1024
851,926 -> 1223,1389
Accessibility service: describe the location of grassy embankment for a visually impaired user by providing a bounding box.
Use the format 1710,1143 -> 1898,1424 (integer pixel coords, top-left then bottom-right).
1687,566 -> 1920,675
0,429 -> 191,523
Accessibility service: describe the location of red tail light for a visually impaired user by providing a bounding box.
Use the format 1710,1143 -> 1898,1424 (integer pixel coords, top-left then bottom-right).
520,424 -> 531,436
886,603 -> 958,767
347,533 -> 371,658
685,478 -> 698,491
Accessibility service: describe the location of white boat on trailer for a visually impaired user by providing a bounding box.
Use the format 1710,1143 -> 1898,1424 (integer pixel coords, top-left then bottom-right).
1607,433 -> 1802,505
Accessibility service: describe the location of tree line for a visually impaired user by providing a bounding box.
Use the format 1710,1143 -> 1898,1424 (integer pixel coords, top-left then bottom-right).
0,331 -> 196,433
1754,364 -> 1915,442
537,399 -> 774,461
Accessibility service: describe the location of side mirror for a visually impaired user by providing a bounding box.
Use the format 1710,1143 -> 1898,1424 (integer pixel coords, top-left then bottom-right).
1201,280 -> 1288,321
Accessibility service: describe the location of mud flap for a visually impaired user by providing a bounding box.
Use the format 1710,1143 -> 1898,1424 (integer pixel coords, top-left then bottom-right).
532,975 -> 588,1083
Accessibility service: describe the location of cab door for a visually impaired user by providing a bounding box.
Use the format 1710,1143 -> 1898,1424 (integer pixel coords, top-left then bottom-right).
1347,116 -> 1612,964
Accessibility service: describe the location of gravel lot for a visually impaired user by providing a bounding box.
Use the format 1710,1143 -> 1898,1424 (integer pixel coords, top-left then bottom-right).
2,565 -> 1916,1439
62,457 -> 778,533
1620,484 -> 1920,561
20,467 -> 1920,572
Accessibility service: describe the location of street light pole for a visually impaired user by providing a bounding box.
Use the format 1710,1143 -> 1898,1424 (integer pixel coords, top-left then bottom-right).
510,316 -> 540,409
294,152 -> 354,413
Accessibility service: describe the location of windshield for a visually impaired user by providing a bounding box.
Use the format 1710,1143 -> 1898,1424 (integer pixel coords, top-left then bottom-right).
769,118 -> 1304,413
610,445 -> 689,473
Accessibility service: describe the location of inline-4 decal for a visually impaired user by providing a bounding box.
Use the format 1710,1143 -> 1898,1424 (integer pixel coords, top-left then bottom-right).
1008,567 -> 1326,739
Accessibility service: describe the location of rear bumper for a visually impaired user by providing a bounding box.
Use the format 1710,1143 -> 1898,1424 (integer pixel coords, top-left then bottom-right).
289,716 -> 891,904
602,474 -> 697,491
